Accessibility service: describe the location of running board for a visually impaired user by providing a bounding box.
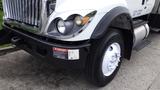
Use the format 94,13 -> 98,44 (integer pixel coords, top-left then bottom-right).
133,39 -> 151,51
151,28 -> 160,32
0,45 -> 20,56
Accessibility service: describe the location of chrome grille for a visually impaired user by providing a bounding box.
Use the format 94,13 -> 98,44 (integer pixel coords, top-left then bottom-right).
3,0 -> 42,27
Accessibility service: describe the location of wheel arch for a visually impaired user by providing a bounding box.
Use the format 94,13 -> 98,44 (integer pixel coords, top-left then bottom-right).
91,6 -> 134,60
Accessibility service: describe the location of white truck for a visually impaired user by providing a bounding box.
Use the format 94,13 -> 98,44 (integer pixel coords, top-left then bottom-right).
0,0 -> 160,87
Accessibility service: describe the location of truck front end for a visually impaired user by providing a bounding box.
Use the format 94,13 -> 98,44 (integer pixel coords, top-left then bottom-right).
1,0 -> 137,86
2,0 -> 100,68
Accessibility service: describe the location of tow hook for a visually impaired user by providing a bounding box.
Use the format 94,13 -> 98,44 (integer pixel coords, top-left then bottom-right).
11,36 -> 22,44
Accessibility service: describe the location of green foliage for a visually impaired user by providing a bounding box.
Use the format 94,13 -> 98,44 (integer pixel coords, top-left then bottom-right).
0,0 -> 2,11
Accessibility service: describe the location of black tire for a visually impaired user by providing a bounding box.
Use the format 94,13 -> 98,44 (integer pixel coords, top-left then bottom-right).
85,29 -> 124,87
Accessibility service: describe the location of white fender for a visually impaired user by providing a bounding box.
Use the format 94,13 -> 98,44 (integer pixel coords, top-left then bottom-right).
44,0 -> 155,41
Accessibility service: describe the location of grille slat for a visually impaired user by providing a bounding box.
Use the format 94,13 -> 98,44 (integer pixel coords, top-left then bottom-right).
15,0 -> 18,20
8,0 -> 12,18
25,0 -> 28,23
29,0 -> 31,24
22,0 -> 25,22
19,0 -> 22,22
35,0 -> 39,26
32,0 -> 35,24
18,0 -> 21,21
28,0 -> 30,23
3,0 -> 42,27
8,0 -> 11,18
11,0 -> 15,19
2,0 -> 7,17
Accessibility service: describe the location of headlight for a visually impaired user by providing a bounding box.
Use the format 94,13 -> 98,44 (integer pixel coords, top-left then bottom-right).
74,16 -> 90,26
74,16 -> 83,26
57,19 -> 66,34
47,11 -> 97,38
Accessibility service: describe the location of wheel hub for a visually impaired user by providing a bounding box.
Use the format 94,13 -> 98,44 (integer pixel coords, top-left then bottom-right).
102,43 -> 121,76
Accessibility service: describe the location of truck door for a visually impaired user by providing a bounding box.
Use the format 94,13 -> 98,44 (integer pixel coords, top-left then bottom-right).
126,0 -> 155,18
144,0 -> 156,14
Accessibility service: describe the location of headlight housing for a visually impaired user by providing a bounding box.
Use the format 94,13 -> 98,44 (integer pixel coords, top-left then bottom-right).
47,11 -> 97,38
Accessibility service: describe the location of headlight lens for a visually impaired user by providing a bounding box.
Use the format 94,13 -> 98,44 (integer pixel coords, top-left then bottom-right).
74,16 -> 90,26
74,16 -> 83,26
57,20 -> 66,34
47,11 -> 97,38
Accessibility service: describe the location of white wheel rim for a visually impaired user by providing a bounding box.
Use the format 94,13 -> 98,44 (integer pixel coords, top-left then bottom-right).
102,43 -> 121,76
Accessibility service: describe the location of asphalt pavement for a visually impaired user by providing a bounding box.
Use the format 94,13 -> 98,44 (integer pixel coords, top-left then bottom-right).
0,32 -> 160,90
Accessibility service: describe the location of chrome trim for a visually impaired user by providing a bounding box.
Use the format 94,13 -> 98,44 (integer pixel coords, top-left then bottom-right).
2,0 -> 57,34
40,0 -> 49,34
3,0 -> 42,28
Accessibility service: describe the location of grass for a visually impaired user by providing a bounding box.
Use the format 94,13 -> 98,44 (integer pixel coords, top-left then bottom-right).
0,44 -> 12,48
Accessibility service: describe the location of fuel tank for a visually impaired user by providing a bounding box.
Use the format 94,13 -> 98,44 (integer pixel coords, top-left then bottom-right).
133,24 -> 150,47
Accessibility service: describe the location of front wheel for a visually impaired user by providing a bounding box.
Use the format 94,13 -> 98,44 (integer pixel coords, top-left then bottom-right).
85,29 -> 124,87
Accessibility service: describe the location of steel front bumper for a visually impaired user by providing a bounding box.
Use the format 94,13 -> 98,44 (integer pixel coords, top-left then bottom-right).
2,24 -> 90,69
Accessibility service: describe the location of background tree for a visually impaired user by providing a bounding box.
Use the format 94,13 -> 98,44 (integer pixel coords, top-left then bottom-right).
0,0 -> 2,11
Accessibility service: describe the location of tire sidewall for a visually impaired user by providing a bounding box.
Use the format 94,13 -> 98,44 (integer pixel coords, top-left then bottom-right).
87,29 -> 124,86
98,32 -> 124,83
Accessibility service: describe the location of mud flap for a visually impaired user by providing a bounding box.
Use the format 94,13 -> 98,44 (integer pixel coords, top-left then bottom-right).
0,29 -> 12,45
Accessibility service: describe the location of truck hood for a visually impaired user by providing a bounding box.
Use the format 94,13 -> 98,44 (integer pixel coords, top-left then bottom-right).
55,0 -> 97,12
55,0 -> 118,12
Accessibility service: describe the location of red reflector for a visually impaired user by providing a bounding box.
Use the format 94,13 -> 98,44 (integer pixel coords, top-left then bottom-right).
53,48 -> 68,52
